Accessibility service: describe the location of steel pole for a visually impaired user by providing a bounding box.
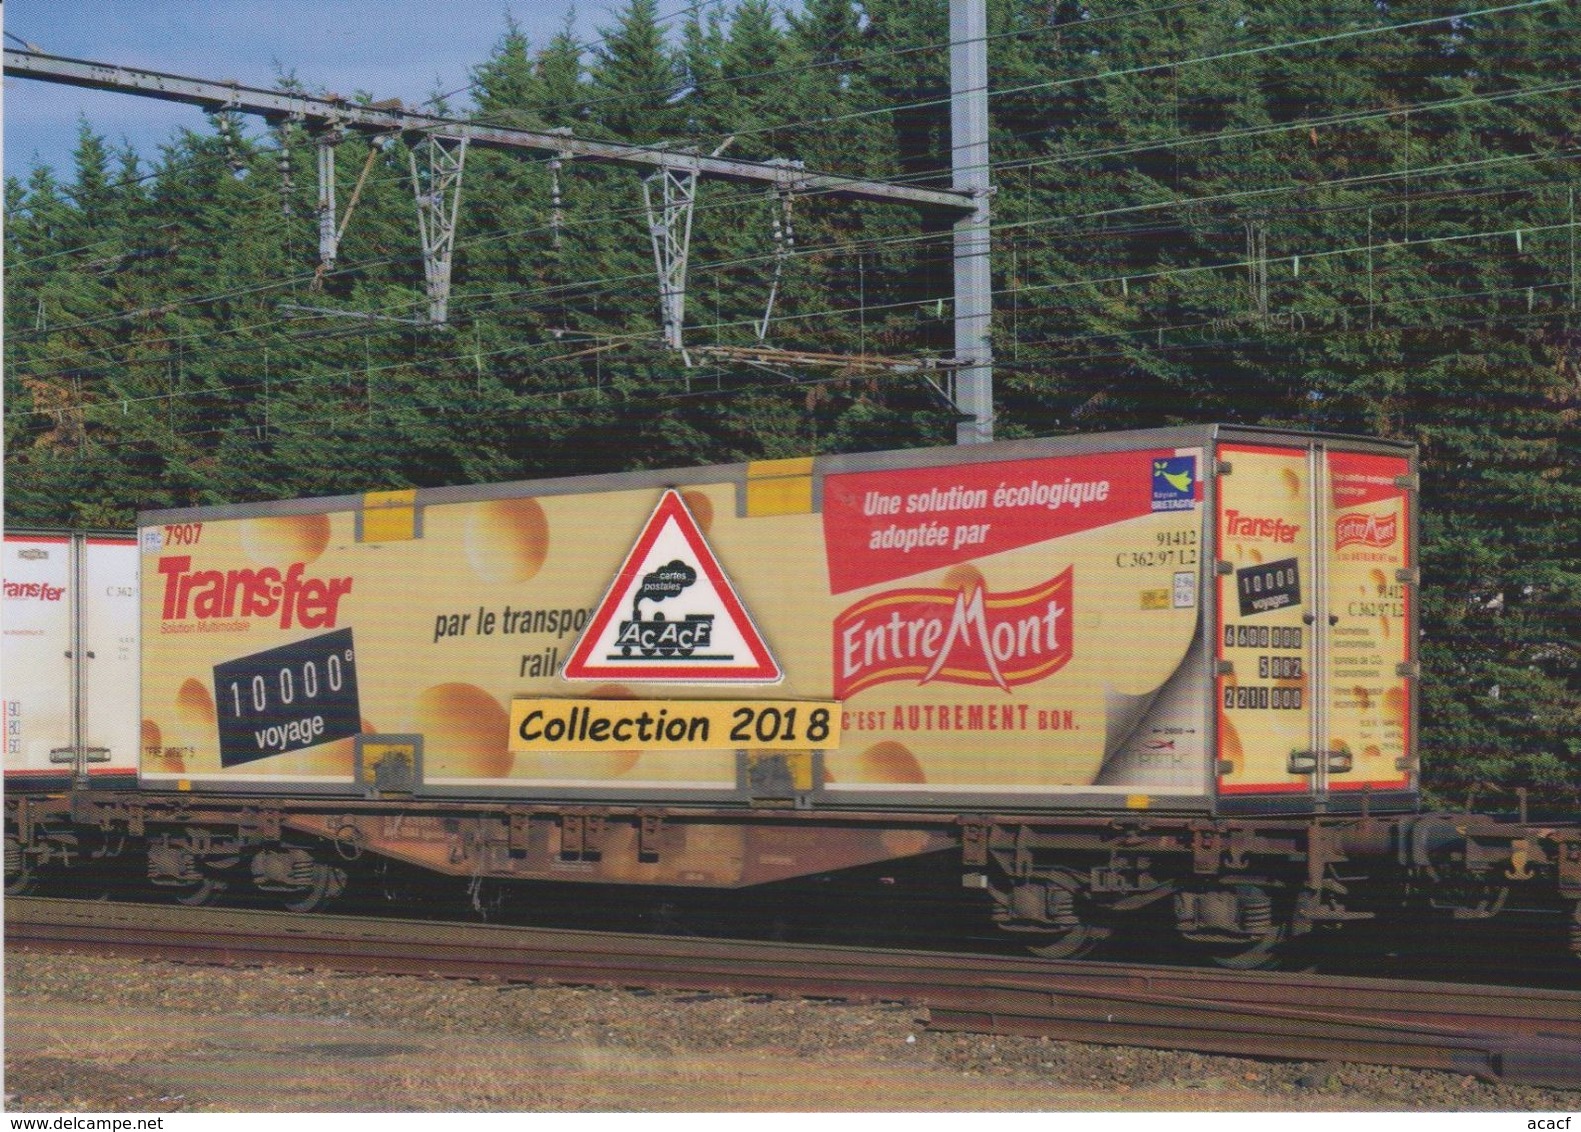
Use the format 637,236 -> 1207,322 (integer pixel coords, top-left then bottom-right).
951,0 -> 994,444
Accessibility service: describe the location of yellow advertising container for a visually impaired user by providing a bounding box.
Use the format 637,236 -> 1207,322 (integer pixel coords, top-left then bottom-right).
137,426 -> 1417,815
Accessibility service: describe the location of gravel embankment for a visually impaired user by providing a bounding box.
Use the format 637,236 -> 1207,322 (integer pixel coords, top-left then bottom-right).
4,952 -> 1572,1112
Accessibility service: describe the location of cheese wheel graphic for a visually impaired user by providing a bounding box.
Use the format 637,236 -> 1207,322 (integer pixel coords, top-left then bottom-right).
241,514 -> 330,566
465,498 -> 549,584
417,683 -> 512,778
176,678 -> 215,729
521,683 -> 642,779
141,718 -> 184,773
855,740 -> 926,784
163,678 -> 216,772
281,717 -> 375,776
679,491 -> 714,534
1384,686 -> 1407,727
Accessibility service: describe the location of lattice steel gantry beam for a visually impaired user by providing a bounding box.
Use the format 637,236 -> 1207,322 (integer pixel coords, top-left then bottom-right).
3,50 -> 974,213
409,134 -> 468,326
642,160 -> 699,358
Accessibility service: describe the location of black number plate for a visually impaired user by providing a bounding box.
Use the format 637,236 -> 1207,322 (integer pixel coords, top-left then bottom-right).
213,628 -> 361,768
1236,557 -> 1301,618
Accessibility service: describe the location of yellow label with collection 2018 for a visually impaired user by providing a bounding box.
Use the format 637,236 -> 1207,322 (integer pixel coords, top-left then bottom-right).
509,698 -> 842,752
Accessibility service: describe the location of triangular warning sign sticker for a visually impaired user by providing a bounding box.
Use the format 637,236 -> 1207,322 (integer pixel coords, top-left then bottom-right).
562,489 -> 782,683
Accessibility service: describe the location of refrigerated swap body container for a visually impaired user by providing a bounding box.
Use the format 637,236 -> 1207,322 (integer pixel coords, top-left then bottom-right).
135,425 -> 1418,818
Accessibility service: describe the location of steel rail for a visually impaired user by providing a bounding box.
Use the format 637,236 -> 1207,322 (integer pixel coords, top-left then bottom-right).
8,897 -> 1580,1090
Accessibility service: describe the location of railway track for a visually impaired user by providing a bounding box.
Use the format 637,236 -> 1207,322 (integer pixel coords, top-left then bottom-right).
8,896 -> 1580,1090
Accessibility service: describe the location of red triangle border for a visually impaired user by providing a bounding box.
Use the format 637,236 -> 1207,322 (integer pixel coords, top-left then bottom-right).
561,489 -> 782,683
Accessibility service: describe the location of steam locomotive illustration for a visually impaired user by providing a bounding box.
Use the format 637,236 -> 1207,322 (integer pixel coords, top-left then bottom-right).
611,561 -> 715,659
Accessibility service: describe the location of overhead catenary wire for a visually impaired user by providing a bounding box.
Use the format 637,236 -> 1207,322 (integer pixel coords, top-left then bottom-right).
22,285 -> 1577,463
10,0 -> 1566,237
16,122 -> 1572,386
12,0 -> 1559,223
8,0 -> 1574,426
13,202 -> 1576,433
16,78 -> 1574,353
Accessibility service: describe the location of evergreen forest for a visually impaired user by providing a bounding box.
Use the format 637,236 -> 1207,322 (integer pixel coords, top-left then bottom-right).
5,0 -> 1578,802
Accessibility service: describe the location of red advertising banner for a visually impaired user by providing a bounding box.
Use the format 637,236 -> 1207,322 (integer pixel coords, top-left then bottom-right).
1330,451 -> 1407,510
822,450 -> 1190,593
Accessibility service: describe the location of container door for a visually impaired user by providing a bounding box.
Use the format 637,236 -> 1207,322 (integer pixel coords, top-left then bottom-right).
1214,444 -> 1322,808
1322,449 -> 1416,804
2,532 -> 139,788
3,534 -> 75,787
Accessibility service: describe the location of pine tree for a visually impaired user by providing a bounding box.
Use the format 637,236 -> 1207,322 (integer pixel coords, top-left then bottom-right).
588,0 -> 685,143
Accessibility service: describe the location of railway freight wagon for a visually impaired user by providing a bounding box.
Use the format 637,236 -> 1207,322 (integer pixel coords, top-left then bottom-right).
8,425 -> 1579,964
3,531 -> 140,791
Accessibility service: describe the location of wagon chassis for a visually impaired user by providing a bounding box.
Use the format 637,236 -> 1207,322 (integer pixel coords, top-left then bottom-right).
9,790 -> 1578,964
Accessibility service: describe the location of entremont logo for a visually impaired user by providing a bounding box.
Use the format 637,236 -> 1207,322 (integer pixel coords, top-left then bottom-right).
1335,511 -> 1398,550
157,555 -> 353,630
1223,510 -> 1300,543
834,569 -> 1073,698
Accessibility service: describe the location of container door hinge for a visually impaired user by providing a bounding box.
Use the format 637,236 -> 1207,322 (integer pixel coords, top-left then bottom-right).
960,817 -> 991,867
560,811 -> 605,861
638,810 -> 665,863
1191,824 -> 1223,875
507,808 -> 531,855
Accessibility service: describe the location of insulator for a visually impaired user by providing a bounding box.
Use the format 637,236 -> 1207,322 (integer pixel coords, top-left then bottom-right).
277,148 -> 295,216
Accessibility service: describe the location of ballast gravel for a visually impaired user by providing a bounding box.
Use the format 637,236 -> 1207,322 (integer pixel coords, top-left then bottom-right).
4,951 -> 1573,1113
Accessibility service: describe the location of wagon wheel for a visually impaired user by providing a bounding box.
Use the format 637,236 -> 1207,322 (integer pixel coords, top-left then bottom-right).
173,876 -> 222,907
1205,884 -> 1288,970
1000,868 -> 1112,961
1024,919 -> 1110,960
282,862 -> 346,914
4,836 -> 37,896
